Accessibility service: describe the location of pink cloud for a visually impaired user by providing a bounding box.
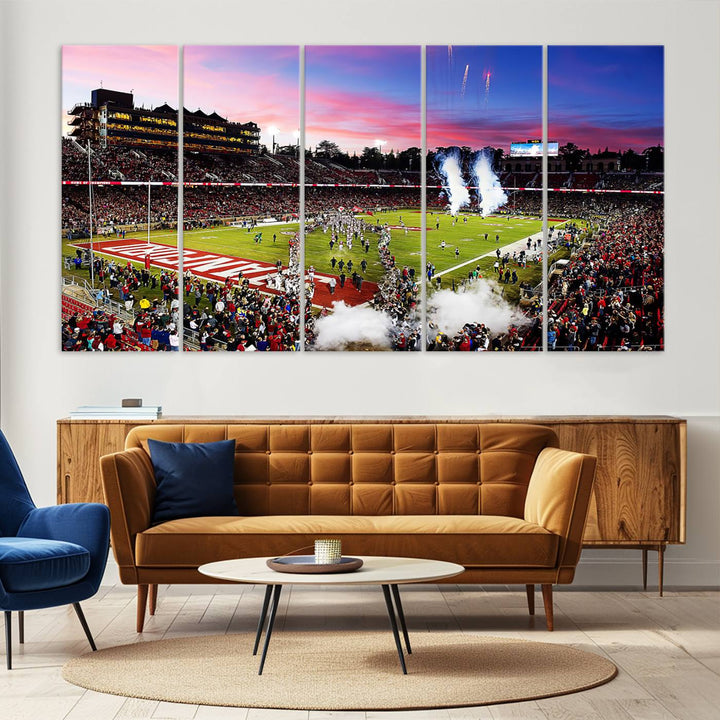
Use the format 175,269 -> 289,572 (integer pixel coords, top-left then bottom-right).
184,72 -> 297,123
548,120 -> 663,152
306,88 -> 420,152
184,46 -> 299,148
428,118 -> 542,151
63,46 -> 178,110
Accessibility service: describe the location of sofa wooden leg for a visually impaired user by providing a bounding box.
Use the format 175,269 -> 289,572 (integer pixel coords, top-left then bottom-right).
541,584 -> 554,631
137,584 -> 149,633
525,584 -> 535,615
149,584 -> 158,616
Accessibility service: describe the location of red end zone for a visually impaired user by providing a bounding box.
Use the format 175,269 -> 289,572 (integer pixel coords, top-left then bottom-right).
72,239 -> 377,309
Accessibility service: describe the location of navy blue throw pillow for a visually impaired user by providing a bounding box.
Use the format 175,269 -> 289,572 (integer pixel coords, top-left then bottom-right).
148,439 -> 239,524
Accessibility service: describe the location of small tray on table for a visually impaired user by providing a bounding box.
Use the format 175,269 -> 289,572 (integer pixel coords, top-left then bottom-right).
266,555 -> 363,574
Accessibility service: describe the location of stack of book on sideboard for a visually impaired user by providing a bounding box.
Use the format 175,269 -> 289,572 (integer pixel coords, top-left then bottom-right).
69,405 -> 162,420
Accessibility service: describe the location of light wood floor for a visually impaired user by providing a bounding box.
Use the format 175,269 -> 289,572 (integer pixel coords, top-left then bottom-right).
1,583 -> 718,720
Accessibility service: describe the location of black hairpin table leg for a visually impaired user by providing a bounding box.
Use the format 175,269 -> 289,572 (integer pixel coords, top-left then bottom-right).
257,585 -> 282,675
381,584 -> 407,674
253,585 -> 274,656
390,584 -> 411,654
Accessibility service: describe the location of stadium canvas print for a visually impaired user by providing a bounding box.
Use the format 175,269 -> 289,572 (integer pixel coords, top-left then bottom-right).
304,46 -> 422,351
547,46 -> 664,351
62,45 -> 180,351
183,46 -> 300,351
426,46 -> 543,351
60,44 -> 664,353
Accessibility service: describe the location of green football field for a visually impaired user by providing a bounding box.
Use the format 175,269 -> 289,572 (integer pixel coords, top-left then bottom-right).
62,209 -> 574,311
302,209 -> 569,305
179,210 -> 555,291
426,211 -> 544,298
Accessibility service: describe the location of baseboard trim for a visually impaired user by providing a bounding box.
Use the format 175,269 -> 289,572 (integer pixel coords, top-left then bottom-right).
574,558 -> 720,587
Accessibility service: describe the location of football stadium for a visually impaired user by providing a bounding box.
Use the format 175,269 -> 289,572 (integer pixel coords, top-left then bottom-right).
61,45 -> 663,352
61,139 -> 663,352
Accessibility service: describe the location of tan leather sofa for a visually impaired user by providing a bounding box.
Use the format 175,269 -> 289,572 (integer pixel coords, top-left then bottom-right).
100,422 -> 596,633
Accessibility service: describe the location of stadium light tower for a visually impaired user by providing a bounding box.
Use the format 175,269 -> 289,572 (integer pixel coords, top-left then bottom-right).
268,125 -> 279,154
292,129 -> 300,159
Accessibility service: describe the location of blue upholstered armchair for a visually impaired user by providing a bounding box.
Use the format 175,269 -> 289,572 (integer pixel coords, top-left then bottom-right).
0,431 -> 110,669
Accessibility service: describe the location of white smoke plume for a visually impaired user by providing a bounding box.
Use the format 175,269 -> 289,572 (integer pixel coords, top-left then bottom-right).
313,301 -> 394,350
471,149 -> 508,217
436,149 -> 470,215
428,281 -> 527,336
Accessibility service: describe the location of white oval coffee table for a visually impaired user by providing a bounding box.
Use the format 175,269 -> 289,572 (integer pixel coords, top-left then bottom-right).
199,556 -> 464,675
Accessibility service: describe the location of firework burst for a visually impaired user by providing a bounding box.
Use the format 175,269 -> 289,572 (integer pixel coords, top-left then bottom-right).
460,64 -> 469,97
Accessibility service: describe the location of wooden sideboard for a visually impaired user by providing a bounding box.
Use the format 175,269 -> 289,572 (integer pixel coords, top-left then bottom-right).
57,415 -> 686,594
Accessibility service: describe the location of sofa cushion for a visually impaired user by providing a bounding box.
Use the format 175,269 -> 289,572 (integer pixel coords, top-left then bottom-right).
0,537 -> 90,592
148,438 -> 239,524
135,515 -> 559,569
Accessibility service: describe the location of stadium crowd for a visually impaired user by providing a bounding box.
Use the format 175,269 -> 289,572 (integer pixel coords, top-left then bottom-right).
184,187 -> 298,223
546,201 -> 663,350
62,257 -> 180,351
427,315 -> 542,351
62,139 -> 177,182
63,186 -> 177,235
62,304 -> 180,352
63,140 -> 424,186
182,235 -> 301,351
62,137 -> 662,232
305,187 -> 418,215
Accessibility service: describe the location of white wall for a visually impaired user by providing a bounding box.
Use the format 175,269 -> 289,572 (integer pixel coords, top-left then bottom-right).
1,0 -> 718,587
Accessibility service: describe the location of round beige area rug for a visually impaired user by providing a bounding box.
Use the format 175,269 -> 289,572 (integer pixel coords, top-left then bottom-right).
63,632 -> 617,711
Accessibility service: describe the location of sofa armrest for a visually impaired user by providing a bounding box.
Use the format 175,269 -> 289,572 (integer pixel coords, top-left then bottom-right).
100,448 -> 156,583
17,503 -> 110,592
524,447 -> 597,579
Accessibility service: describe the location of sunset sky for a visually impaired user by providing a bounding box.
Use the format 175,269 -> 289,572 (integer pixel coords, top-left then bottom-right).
62,45 -> 300,151
549,45 -> 664,152
428,45 -> 663,154
184,46 -> 299,151
305,46 -> 421,155
427,45 -> 542,151
62,45 -> 178,136
62,45 -> 663,156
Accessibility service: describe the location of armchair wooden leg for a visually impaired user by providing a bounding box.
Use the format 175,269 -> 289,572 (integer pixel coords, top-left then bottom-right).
4,611 -> 11,670
137,584 -> 149,633
149,584 -> 158,616
525,584 -> 535,615
541,584 -> 554,631
18,612 -> 24,644
72,603 -> 97,652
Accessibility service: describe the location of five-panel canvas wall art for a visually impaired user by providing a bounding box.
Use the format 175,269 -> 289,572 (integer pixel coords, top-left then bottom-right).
61,45 -> 664,352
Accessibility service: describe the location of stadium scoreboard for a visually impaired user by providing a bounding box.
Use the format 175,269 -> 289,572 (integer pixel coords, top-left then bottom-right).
510,140 -> 559,157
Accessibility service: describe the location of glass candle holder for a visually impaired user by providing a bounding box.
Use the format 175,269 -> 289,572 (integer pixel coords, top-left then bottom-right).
314,538 -> 342,564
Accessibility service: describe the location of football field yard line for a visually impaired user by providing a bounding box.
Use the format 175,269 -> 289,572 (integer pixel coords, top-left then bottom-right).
435,229 -> 544,277
434,219 -> 568,277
